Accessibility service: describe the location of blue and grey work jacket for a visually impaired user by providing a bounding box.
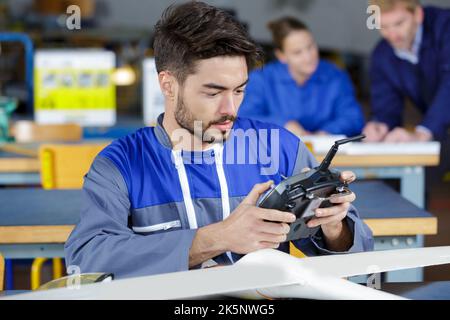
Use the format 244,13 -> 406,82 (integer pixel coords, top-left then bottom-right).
65,114 -> 374,279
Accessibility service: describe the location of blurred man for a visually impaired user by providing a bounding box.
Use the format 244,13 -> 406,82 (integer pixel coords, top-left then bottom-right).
239,17 -> 365,137
364,0 -> 450,142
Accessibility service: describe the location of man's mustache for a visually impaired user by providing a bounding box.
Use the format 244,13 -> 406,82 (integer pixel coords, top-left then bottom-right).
209,115 -> 237,126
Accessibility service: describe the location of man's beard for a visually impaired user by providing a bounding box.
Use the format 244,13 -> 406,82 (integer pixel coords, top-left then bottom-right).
174,94 -> 235,144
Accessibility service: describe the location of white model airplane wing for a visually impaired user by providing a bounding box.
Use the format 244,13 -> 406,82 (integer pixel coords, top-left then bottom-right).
2,260 -> 302,300
293,246 -> 450,278
231,246 -> 450,300
230,246 -> 450,278
4,246 -> 450,300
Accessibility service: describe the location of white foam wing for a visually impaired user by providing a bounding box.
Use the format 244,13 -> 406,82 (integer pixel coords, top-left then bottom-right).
2,260 -> 300,300
295,246 -> 450,278
6,247 -> 450,300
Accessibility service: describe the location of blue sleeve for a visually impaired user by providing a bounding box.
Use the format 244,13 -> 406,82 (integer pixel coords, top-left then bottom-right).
239,69 -> 284,126
420,21 -> 450,139
64,156 -> 197,279
369,46 -> 405,129
319,72 -> 365,136
288,140 -> 374,254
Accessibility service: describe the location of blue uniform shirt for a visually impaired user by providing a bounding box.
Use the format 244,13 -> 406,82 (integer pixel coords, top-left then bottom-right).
238,60 -> 365,136
65,114 -> 374,279
370,6 -> 450,139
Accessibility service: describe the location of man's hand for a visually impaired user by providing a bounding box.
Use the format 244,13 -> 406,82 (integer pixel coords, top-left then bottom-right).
363,121 -> 389,142
188,181 -> 295,267
414,128 -> 433,141
384,127 -> 433,142
220,181 -> 296,254
285,121 -> 311,136
305,170 -> 356,252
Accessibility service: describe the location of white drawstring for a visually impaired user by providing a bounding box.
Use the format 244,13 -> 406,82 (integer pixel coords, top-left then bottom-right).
213,144 -> 231,221
213,144 -> 234,263
172,150 -> 198,229
173,146 -> 234,263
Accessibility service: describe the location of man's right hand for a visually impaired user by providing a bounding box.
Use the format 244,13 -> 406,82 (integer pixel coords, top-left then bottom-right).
362,121 -> 389,142
220,181 -> 295,254
188,181 -> 295,267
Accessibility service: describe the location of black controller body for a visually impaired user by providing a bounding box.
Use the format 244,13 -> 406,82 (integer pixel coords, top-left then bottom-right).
256,135 -> 365,242
258,167 -> 349,241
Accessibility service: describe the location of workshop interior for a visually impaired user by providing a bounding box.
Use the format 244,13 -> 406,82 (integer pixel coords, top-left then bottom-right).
1,0 -> 450,301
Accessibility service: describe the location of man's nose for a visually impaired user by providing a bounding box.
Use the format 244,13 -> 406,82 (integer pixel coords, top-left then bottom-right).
219,93 -> 237,115
386,28 -> 400,41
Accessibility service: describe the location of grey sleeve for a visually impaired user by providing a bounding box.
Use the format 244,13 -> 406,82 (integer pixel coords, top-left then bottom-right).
291,139 -> 320,175
290,141 -> 374,254
64,156 -> 197,279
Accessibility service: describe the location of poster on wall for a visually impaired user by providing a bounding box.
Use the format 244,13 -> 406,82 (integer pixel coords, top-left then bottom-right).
34,49 -> 116,126
143,57 -> 165,126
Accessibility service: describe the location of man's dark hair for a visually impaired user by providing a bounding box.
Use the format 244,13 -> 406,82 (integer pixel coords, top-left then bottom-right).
267,17 -> 309,50
153,1 -> 262,84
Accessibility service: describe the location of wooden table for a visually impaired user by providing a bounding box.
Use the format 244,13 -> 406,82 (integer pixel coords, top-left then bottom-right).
0,181 -> 437,282
0,144 -> 40,185
316,153 -> 439,209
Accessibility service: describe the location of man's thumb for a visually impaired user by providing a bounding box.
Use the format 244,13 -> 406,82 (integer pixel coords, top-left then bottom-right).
243,180 -> 274,205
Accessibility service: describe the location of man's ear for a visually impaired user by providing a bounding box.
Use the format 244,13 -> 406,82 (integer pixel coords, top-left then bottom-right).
158,71 -> 177,101
414,6 -> 424,25
275,49 -> 287,63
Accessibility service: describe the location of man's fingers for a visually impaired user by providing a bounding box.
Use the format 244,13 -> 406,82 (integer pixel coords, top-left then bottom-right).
364,122 -> 389,142
257,221 -> 290,235
383,134 -> 396,143
384,129 -> 401,142
363,123 -> 378,137
384,128 -> 413,143
243,180 -> 274,205
315,203 -> 349,218
376,123 -> 389,135
258,232 -> 287,244
329,192 -> 356,204
340,171 -> 356,184
260,209 -> 296,223
259,241 -> 281,249
307,213 -> 346,228
364,132 -> 382,142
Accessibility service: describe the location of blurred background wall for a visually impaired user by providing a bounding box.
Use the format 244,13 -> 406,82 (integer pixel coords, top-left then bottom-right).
7,0 -> 449,54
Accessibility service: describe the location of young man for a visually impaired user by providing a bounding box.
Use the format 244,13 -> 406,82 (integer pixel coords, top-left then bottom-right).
364,0 -> 450,142
238,17 -> 365,137
65,2 -> 373,279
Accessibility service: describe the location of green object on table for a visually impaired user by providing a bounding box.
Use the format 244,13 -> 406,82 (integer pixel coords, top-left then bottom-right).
0,96 -> 17,143
37,273 -> 114,291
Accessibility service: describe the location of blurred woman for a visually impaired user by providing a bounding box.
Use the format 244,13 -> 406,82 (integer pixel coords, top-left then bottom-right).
239,17 -> 365,136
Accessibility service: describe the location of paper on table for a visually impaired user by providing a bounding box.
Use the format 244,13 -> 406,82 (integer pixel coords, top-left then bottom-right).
299,135 -> 440,155
344,142 -> 441,155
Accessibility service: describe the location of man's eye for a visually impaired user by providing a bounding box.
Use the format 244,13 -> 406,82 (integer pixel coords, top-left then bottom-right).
234,90 -> 244,95
206,92 -> 220,97
396,20 -> 404,27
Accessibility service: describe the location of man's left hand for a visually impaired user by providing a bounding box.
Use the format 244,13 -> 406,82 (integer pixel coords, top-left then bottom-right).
384,127 -> 432,142
306,170 -> 356,251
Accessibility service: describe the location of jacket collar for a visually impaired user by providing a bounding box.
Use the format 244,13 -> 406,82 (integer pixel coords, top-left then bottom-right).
153,113 -> 219,161
277,60 -> 328,84
154,113 -> 174,149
